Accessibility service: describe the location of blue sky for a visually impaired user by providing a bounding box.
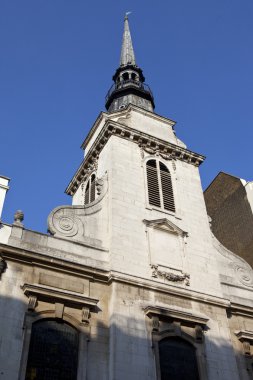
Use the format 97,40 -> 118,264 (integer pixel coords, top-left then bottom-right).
1,0 -> 253,232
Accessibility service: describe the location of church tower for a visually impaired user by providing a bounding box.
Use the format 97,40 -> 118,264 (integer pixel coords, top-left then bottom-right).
59,15 -> 244,378
1,14 -> 253,380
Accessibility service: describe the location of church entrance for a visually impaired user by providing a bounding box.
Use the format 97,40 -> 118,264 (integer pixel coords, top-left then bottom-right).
25,319 -> 79,380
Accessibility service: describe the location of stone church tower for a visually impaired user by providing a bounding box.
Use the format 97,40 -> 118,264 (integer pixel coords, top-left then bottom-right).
0,14 -> 253,380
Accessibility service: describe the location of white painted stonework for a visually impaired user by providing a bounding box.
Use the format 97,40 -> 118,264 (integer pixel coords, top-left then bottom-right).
0,176 -> 9,220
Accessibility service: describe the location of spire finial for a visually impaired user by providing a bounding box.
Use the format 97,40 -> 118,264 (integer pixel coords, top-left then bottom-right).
120,12 -> 136,66
125,11 -> 131,20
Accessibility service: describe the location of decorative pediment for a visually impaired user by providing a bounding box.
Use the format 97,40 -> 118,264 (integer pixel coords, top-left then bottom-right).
143,218 -> 188,238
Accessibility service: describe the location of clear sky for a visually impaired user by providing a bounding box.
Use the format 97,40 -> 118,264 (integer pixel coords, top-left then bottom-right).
1,0 -> 253,232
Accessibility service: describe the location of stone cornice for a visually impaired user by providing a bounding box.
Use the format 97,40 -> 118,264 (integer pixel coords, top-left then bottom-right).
0,243 -> 109,282
1,243 -> 231,308
80,111 -> 107,149
235,330 -> 253,342
229,302 -> 253,317
66,119 -> 205,195
81,104 -> 176,149
21,283 -> 99,309
108,271 -> 230,309
144,306 -> 208,326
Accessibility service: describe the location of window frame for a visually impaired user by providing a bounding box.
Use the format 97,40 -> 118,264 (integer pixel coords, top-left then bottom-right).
152,329 -> 207,380
144,157 -> 178,217
18,312 -> 89,380
24,318 -> 79,380
84,172 -> 96,206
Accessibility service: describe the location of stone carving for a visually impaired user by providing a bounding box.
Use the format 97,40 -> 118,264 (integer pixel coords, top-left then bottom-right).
151,264 -> 190,286
82,307 -> 90,324
28,295 -> 37,311
139,144 -> 174,161
195,325 -> 204,342
96,176 -> 104,196
0,257 -> 7,279
152,316 -> 159,332
87,158 -> 98,174
213,233 -> 253,288
47,174 -> 108,242
233,264 -> 253,287
14,210 -> 24,226
243,341 -> 251,356
49,209 -> 81,238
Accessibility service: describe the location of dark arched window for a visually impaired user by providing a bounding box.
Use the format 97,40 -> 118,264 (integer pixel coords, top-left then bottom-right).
159,337 -> 200,380
122,72 -> 129,81
84,174 -> 96,205
25,319 -> 79,380
146,159 -> 175,212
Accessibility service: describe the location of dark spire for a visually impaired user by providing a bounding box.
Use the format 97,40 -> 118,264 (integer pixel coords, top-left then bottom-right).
120,13 -> 136,66
105,14 -> 155,113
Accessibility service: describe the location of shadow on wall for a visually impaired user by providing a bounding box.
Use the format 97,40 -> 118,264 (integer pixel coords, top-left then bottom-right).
0,292 -> 250,380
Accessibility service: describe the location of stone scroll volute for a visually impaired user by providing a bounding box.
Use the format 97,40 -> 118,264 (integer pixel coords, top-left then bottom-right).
47,174 -> 108,243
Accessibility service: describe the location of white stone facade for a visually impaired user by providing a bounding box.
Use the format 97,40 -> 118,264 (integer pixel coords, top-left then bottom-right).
0,104 -> 253,379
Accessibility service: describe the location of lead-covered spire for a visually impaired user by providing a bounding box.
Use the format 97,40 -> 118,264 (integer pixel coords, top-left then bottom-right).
120,13 -> 136,66
105,14 -> 155,113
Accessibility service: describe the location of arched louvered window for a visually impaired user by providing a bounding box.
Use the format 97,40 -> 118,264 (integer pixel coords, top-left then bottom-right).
146,159 -> 175,212
84,174 -> 96,205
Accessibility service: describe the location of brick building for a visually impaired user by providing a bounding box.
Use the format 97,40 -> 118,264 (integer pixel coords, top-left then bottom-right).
204,172 -> 253,268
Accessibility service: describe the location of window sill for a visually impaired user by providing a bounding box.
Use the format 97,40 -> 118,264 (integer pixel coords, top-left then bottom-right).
145,205 -> 182,220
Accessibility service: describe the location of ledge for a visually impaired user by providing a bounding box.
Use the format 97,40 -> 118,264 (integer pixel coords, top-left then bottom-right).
66,117 -> 205,195
144,306 -> 208,326
235,330 -> 253,342
21,283 -> 99,309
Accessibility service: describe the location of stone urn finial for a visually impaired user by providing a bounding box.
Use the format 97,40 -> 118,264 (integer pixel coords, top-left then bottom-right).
14,210 -> 24,226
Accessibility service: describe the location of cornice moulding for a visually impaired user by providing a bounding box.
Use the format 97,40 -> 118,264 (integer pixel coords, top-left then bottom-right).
66,119 -> 205,195
108,271 -> 230,308
143,218 -> 188,237
1,243 -> 230,308
235,330 -> 253,342
81,104 -> 177,149
21,283 -> 99,309
229,302 -> 253,316
144,306 -> 208,326
0,243 -> 110,281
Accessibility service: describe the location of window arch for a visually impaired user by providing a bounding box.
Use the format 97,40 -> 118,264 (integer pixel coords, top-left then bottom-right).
84,173 -> 96,205
146,159 -> 175,212
25,319 -> 79,380
158,336 -> 200,380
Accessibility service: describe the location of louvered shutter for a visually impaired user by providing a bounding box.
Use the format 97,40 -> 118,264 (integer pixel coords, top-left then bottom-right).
159,162 -> 175,212
90,174 -> 96,202
146,160 -> 161,207
84,181 -> 90,204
